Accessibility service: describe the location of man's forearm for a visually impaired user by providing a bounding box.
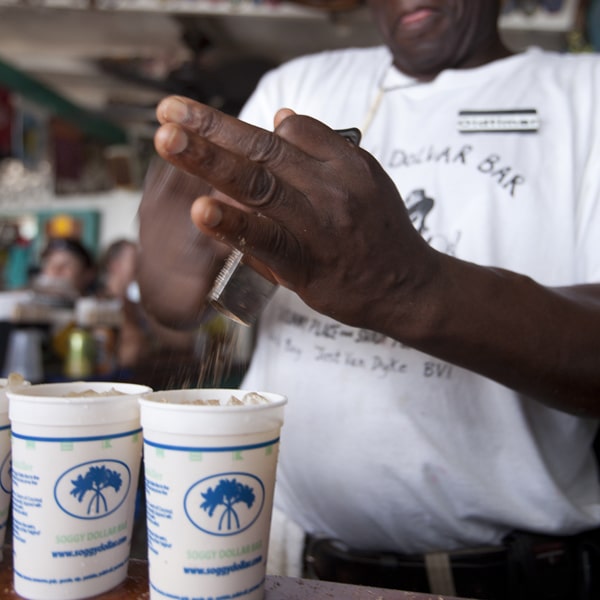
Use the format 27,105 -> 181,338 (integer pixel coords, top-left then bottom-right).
383,252 -> 600,417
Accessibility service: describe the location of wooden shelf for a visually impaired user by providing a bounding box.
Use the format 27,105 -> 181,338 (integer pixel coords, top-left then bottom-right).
100,0 -> 323,17
0,0 -> 326,17
0,0 -> 580,30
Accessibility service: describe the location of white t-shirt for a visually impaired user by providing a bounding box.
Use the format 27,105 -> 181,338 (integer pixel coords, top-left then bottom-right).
239,46 -> 600,554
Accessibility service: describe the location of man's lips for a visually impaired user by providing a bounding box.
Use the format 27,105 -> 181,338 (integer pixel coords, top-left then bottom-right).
401,8 -> 437,27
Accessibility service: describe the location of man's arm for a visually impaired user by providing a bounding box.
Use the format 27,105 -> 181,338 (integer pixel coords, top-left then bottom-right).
146,95 -> 600,417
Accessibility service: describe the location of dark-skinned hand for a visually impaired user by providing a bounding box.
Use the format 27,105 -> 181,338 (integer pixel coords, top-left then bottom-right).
152,95 -> 436,334
144,95 -> 600,417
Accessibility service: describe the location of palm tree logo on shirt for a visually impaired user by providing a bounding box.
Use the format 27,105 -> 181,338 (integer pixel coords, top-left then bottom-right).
185,472 -> 265,536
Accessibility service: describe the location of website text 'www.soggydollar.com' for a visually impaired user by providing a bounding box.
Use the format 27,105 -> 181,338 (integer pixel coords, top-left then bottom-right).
183,555 -> 262,576
51,536 -> 127,558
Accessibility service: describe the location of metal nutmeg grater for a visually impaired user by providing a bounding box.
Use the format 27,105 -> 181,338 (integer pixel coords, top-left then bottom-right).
208,127 -> 362,326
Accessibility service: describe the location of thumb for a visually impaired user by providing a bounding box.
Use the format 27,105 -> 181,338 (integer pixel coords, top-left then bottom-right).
274,108 -> 296,129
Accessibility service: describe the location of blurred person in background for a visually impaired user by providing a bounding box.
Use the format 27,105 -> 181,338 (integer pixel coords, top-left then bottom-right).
26,237 -> 97,370
98,238 -> 196,376
98,238 -> 139,301
35,237 -> 96,303
98,238 -> 147,368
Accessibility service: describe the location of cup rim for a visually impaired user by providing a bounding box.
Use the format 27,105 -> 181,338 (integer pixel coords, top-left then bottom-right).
139,388 -> 287,413
7,381 -> 152,404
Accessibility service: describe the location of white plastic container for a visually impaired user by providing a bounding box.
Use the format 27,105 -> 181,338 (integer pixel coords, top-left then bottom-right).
8,381 -> 151,600
139,388 -> 286,600
0,376 -> 30,559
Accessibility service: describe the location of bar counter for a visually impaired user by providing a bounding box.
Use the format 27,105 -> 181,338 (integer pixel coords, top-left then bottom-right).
0,551 -> 467,600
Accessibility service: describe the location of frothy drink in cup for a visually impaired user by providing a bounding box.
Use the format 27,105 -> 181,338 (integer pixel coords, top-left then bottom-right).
7,381 -> 151,600
139,388 -> 286,600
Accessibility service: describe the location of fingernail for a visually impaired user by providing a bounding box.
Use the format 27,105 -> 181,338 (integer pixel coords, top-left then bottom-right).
156,125 -> 188,154
162,97 -> 189,123
202,203 -> 223,228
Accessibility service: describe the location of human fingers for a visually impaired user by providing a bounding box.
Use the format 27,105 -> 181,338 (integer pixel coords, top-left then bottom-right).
273,107 -> 295,129
175,109 -> 363,259
185,112 -> 381,299
156,120 -> 268,199
153,97 -> 423,330
185,113 -> 366,283
156,96 -> 302,177
154,97 -> 357,208
190,195 -> 282,284
154,113 -> 312,227
154,99 -> 324,274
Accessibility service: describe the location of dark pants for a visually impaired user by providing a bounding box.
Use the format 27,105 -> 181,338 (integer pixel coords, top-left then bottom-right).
304,529 -> 600,600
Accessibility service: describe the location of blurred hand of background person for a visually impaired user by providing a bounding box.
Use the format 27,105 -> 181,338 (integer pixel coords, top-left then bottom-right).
99,237 -> 196,375
137,157 -> 231,330
98,239 -> 147,369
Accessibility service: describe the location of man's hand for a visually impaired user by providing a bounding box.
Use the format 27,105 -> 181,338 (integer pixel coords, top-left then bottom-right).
153,95 -> 436,331
149,95 -> 600,416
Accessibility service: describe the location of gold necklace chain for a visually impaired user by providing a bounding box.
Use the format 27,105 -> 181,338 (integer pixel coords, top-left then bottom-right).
359,61 -> 425,140
359,85 -> 386,139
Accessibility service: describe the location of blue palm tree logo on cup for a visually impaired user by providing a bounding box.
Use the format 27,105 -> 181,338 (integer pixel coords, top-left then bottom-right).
70,465 -> 123,515
184,472 -> 265,536
54,459 -> 131,519
201,478 -> 255,531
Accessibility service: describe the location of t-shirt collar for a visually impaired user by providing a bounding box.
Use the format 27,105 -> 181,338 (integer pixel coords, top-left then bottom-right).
379,46 -> 542,92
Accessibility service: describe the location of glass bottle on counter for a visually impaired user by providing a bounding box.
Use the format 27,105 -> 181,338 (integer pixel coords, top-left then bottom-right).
64,324 -> 95,379
64,297 -> 122,379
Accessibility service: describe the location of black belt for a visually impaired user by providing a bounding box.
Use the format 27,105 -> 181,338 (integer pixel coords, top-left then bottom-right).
304,529 -> 600,600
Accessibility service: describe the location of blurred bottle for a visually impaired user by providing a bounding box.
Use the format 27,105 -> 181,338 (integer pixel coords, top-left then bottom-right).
64,297 -> 121,378
92,324 -> 118,376
64,326 -> 95,379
